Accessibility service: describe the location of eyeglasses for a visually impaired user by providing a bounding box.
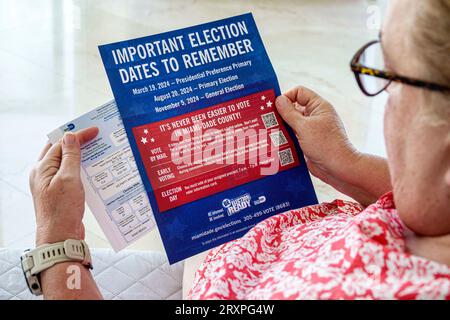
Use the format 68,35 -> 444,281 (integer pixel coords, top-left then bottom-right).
350,40 -> 450,97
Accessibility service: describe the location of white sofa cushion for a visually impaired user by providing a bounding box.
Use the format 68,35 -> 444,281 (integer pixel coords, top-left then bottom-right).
0,248 -> 183,300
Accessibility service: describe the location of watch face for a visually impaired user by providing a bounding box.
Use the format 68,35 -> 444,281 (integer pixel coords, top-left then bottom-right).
20,255 -> 28,281
21,251 -> 42,295
24,272 -> 41,295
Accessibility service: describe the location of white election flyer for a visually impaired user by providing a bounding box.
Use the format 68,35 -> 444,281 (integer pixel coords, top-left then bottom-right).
48,100 -> 155,251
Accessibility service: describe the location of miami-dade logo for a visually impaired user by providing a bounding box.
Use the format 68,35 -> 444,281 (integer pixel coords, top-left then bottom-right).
222,193 -> 251,216
63,123 -> 75,132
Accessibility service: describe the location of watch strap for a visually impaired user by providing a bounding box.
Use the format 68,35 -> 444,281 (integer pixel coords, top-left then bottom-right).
24,239 -> 92,275
21,239 -> 92,296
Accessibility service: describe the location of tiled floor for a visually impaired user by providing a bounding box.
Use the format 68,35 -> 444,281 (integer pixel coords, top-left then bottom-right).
0,0 -> 386,251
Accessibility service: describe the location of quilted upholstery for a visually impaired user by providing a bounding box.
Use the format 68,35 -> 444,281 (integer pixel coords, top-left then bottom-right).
0,248 -> 184,300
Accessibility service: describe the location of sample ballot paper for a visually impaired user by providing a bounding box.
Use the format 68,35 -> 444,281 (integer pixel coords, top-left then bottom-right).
48,101 -> 155,251
99,13 -> 317,263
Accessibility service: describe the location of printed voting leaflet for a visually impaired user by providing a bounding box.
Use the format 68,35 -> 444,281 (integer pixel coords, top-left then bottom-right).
48,100 -> 155,251
99,13 -> 317,263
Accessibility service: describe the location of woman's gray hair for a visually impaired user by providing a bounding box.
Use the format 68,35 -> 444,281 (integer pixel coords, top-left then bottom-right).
411,0 -> 450,121
412,1 -> 450,87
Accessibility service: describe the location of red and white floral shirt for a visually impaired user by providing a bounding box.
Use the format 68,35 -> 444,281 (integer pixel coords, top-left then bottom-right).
188,192 -> 450,299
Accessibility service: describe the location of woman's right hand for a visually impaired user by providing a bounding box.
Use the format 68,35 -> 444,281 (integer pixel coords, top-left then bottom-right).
275,86 -> 358,186
275,86 -> 391,206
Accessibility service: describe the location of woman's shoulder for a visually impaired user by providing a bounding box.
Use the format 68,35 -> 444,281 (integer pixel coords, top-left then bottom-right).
290,190 -> 395,220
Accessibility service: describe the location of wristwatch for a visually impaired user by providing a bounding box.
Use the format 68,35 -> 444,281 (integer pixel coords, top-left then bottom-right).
20,239 -> 93,296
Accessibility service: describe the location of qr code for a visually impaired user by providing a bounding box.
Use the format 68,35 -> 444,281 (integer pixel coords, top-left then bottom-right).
278,148 -> 294,166
269,131 -> 288,147
261,112 -> 279,129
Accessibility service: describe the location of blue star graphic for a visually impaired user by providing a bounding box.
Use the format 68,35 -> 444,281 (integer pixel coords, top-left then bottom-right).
164,217 -> 188,241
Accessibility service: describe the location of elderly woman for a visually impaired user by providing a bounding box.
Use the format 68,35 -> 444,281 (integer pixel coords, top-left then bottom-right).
29,0 -> 449,299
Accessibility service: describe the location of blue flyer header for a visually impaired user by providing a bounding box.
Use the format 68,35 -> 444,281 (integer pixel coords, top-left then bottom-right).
99,13 -> 317,264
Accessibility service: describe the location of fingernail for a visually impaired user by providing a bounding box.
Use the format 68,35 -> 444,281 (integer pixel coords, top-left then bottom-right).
63,132 -> 76,145
276,95 -> 289,108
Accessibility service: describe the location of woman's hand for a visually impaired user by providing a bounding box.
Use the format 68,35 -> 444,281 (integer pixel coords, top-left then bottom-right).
29,127 -> 103,300
276,86 -> 391,205
29,127 -> 98,246
276,86 -> 357,185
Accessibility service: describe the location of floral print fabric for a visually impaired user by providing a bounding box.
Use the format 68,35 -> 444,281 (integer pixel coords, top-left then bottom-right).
188,193 -> 450,299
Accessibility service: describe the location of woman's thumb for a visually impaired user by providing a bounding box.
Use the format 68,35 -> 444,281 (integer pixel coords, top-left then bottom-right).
60,132 -> 81,176
275,95 -> 304,133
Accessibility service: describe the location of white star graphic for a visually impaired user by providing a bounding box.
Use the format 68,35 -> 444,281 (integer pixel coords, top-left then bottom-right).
143,129 -> 148,134
261,95 -> 266,101
141,137 -> 148,144
150,138 -> 155,143
266,101 -> 273,108
260,106 -> 265,110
